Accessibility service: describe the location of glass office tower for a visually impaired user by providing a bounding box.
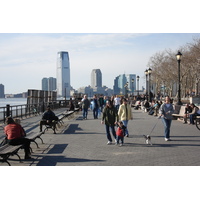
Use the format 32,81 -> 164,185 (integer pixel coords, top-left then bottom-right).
56,51 -> 70,97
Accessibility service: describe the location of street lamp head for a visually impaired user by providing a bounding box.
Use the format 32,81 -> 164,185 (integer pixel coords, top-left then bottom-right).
132,79 -> 134,83
137,76 -> 140,80
148,68 -> 152,74
176,51 -> 182,61
145,69 -> 148,75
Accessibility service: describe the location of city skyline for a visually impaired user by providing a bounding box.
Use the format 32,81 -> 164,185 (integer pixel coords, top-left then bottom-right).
1,33 -> 200,94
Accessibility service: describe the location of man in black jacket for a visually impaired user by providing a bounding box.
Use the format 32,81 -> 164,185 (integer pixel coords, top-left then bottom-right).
39,105 -> 58,134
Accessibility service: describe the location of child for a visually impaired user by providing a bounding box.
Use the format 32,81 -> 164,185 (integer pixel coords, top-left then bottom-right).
116,121 -> 126,146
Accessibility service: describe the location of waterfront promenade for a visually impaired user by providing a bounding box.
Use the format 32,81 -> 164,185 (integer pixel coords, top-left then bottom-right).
1,107 -> 200,166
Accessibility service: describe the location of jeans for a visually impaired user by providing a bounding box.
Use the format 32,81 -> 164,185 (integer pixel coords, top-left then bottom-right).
161,117 -> 172,139
189,113 -> 200,124
105,125 -> 116,142
115,105 -> 120,111
122,120 -> 129,136
93,107 -> 98,119
82,108 -> 88,119
116,135 -> 124,144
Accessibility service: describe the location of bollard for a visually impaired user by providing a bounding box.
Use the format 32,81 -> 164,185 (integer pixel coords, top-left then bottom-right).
6,104 -> 10,117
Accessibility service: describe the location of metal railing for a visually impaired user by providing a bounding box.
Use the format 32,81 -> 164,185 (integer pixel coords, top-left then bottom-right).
0,100 -> 73,123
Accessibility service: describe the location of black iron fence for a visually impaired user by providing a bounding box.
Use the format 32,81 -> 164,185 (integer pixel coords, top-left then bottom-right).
0,100 -> 72,123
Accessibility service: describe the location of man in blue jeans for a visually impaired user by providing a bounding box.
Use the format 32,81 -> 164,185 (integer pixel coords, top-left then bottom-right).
81,95 -> 90,119
101,100 -> 118,145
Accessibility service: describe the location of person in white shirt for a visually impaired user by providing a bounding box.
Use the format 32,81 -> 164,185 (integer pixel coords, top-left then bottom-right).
114,95 -> 121,111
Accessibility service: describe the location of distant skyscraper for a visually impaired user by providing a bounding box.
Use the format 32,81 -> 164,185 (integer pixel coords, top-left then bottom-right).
42,78 -> 48,91
56,51 -> 70,97
91,69 -> 102,88
0,84 -> 5,98
42,77 -> 56,91
113,74 -> 136,95
48,77 -> 57,91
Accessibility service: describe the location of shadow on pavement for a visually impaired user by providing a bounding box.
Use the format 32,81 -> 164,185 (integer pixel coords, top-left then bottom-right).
63,124 -> 82,134
35,155 -> 105,166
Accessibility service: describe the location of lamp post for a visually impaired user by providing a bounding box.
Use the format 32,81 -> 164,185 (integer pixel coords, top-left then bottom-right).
148,68 -> 152,102
145,69 -> 148,99
131,79 -> 134,97
137,76 -> 140,96
176,51 -> 182,105
124,82 -> 129,98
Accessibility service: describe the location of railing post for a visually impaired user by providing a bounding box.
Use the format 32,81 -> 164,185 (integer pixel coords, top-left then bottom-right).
6,104 -> 10,117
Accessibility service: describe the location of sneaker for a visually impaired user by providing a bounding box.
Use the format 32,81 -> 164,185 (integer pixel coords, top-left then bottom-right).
126,134 -> 129,137
114,139 -> 117,143
165,138 -> 169,141
107,141 -> 112,145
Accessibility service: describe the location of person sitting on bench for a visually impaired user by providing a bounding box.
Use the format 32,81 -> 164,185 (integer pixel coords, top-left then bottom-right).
4,117 -> 31,159
39,105 -> 58,134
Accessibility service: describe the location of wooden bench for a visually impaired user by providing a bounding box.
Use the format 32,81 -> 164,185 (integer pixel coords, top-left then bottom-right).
25,131 -> 44,149
0,144 -> 23,166
41,110 -> 77,134
172,105 -> 185,119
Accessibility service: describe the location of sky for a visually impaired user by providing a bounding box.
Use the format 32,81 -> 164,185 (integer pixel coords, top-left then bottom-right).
0,33 -> 200,94
0,0 -> 200,95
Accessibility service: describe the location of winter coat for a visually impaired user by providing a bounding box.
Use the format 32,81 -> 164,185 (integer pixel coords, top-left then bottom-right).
118,104 -> 133,121
102,106 -> 118,126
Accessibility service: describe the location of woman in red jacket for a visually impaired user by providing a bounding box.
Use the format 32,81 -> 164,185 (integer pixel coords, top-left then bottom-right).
4,117 -> 31,159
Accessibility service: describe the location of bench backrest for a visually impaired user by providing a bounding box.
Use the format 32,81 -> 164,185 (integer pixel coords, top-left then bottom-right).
179,106 -> 185,116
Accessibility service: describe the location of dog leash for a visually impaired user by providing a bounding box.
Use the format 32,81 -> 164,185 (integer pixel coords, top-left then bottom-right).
149,118 -> 161,135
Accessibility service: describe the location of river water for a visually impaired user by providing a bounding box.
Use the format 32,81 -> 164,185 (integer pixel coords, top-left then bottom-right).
0,98 -> 27,107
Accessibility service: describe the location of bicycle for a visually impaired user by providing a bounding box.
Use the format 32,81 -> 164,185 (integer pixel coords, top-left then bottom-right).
195,116 -> 200,131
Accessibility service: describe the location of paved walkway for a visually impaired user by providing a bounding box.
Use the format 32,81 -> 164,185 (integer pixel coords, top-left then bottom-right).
1,108 -> 200,166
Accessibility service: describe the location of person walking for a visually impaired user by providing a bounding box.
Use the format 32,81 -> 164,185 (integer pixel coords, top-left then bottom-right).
159,96 -> 174,141
116,121 -> 126,146
81,95 -> 90,120
98,94 -> 105,112
92,95 -> 99,119
114,95 -> 121,111
118,98 -> 133,137
101,100 -> 118,145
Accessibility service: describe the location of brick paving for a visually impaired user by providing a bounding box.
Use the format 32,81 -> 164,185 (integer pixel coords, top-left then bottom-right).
1,108 -> 200,166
